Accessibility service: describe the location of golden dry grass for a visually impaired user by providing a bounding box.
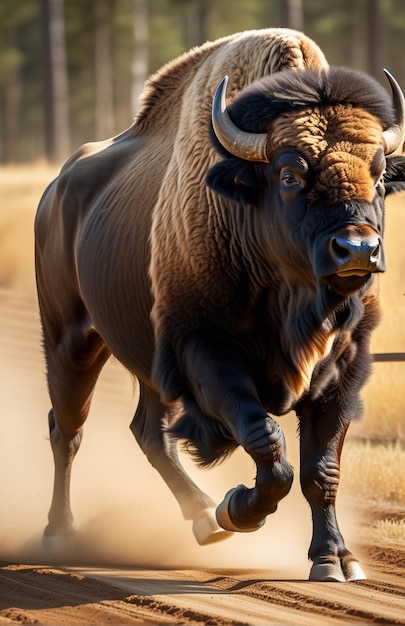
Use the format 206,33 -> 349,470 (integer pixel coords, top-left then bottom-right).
0,164 -> 59,292
341,439 -> 405,505
375,518 -> 405,542
353,192 -> 405,441
341,438 -> 405,544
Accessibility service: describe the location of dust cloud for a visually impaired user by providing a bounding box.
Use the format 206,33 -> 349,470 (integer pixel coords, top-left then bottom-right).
0,314 -> 311,578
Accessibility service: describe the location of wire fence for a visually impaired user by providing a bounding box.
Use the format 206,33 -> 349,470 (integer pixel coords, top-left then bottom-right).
372,353 -> 405,362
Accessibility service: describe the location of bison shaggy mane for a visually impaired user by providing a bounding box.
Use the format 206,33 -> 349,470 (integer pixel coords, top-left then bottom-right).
223,66 -> 397,137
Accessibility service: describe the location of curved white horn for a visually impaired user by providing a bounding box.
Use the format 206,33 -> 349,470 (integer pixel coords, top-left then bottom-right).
211,76 -> 269,163
382,69 -> 405,155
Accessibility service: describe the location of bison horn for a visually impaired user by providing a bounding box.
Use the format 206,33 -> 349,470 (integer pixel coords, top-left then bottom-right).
211,76 -> 270,163
382,69 -> 405,155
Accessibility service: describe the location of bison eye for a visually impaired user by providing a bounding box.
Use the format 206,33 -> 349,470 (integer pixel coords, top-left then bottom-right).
375,175 -> 384,189
281,171 -> 298,186
374,175 -> 385,195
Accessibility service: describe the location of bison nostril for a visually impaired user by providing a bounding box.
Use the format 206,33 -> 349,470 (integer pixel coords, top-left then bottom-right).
370,242 -> 380,263
330,237 -> 350,261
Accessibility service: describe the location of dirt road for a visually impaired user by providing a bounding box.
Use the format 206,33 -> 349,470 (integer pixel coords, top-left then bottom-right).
1,287 -> 405,625
1,546 -> 405,624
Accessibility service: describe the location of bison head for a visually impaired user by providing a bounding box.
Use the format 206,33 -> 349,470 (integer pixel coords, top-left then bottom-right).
206,68 -> 405,298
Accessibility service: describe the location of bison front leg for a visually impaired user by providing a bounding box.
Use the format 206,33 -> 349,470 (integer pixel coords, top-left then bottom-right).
298,399 -> 366,582
130,382 -> 233,545
173,332 -> 294,533
216,416 -> 294,532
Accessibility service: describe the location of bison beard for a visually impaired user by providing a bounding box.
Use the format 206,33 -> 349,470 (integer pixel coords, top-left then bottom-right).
34,28 -> 405,582
166,284 -> 367,467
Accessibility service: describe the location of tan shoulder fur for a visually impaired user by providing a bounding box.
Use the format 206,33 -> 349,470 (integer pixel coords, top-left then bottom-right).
148,29 -> 328,341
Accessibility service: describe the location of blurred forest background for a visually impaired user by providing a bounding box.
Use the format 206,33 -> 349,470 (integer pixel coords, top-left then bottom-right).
1,0 -> 405,163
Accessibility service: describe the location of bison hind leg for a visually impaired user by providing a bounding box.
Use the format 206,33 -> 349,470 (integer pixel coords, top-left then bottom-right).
168,393 -> 238,468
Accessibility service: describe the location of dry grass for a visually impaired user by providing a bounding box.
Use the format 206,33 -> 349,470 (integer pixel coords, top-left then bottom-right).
341,439 -> 405,544
341,439 -> 405,505
375,518 -> 405,542
0,163 -> 59,292
354,192 -> 405,441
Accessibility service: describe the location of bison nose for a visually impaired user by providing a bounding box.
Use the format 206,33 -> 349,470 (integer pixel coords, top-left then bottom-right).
329,234 -> 385,276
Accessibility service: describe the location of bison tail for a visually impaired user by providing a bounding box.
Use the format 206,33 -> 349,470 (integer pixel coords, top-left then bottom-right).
167,393 -> 238,468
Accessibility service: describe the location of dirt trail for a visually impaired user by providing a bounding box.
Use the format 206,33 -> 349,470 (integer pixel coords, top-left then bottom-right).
1,557 -> 405,625
1,287 -> 405,625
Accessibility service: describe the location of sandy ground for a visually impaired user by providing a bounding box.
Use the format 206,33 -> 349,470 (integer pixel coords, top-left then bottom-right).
1,289 -> 405,625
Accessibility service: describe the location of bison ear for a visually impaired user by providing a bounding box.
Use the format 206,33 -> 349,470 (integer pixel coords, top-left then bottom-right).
384,155 -> 405,195
205,159 -> 264,206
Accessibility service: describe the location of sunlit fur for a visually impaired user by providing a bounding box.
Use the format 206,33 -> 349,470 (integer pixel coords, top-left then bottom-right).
269,105 -> 383,203
276,283 -> 337,398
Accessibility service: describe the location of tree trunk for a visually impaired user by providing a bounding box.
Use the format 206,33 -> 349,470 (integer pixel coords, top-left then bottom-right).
41,0 -> 70,162
278,0 -> 304,30
278,0 -> 304,31
184,0 -> 211,49
3,28 -> 21,163
94,0 -> 115,139
132,0 -> 149,116
366,0 -> 382,78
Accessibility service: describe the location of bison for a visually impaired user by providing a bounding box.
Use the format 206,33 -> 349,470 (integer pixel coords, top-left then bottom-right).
35,28 -> 405,581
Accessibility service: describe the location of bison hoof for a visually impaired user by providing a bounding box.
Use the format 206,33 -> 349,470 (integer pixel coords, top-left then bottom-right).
216,485 -> 266,533
309,555 -> 367,582
192,508 -> 234,545
42,529 -> 78,559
